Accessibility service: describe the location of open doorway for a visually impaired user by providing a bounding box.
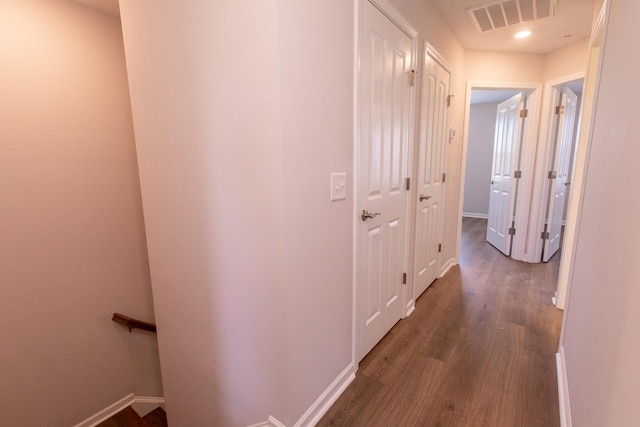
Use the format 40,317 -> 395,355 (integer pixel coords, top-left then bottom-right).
540,79 -> 584,263
461,86 -> 537,258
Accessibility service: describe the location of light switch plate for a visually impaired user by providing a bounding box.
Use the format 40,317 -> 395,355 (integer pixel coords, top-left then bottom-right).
330,172 -> 347,201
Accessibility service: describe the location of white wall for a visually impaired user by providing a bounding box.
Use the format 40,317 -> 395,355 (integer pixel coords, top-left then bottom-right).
276,0 -> 354,423
561,0 -> 640,425
120,0 -> 354,425
463,102 -> 497,217
121,0 -> 464,424
0,1 -> 162,426
465,50 -> 544,82
543,39 -> 589,82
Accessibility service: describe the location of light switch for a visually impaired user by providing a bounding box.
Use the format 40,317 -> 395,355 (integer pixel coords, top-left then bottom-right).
330,172 -> 347,201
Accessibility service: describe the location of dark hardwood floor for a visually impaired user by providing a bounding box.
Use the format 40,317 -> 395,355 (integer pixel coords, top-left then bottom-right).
317,217 -> 563,427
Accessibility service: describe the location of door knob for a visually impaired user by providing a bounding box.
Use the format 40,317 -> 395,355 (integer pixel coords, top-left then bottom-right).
361,209 -> 381,221
419,194 -> 432,201
565,182 -> 571,186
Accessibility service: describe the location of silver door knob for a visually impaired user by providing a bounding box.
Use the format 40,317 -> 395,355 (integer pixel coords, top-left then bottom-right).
419,194 -> 432,202
361,209 -> 381,221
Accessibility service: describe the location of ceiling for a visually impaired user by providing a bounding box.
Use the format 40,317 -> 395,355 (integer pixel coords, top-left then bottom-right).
69,0 -> 119,17
430,0 -> 596,53
70,0 -> 595,54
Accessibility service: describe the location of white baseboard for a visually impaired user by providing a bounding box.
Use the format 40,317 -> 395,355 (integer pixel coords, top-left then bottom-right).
72,394 -> 165,427
245,363 -> 355,427
405,302 -> 416,318
439,258 -> 457,278
462,212 -> 488,219
268,415 -> 287,427
246,416 -> 285,427
293,362 -> 356,427
131,396 -> 166,417
556,347 -> 572,427
72,394 -> 135,427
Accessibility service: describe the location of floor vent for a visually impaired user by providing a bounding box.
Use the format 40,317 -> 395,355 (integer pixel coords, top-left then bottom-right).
466,0 -> 557,33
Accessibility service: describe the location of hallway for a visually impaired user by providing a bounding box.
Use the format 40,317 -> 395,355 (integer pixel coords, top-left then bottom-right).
318,217 -> 563,426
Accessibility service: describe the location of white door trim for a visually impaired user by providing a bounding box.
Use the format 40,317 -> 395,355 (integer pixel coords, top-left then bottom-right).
457,81 -> 542,263
528,72 -> 584,265
352,0 -> 417,367
555,0 -> 611,314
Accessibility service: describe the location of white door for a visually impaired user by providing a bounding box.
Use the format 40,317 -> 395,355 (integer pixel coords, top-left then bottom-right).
486,93 -> 525,255
413,50 -> 449,299
543,88 -> 578,261
357,0 -> 413,362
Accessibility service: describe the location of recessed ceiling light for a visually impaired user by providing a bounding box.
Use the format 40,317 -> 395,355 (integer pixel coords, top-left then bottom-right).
515,30 -> 532,39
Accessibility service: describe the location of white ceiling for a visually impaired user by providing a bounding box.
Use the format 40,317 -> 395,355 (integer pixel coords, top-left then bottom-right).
471,89 -> 522,104
69,0 -> 119,17
430,0 -> 596,54
69,0 -> 595,54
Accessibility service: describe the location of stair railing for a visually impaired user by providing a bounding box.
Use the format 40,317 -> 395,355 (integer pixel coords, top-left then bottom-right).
112,313 -> 157,333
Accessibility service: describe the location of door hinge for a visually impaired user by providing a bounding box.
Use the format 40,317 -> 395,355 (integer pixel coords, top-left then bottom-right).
402,272 -> 407,285
508,227 -> 516,236
405,177 -> 411,191
442,172 -> 446,183
548,170 -> 557,179
408,69 -> 417,87
514,170 -> 522,179
541,231 -> 550,240
555,105 -> 565,115
438,243 -> 442,253
447,94 -> 453,107
520,109 -> 528,118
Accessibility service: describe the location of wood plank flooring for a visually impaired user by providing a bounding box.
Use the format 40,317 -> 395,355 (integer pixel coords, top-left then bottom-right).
317,217 -> 563,427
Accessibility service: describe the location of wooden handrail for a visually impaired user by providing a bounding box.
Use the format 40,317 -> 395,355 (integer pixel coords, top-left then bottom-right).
112,313 -> 157,333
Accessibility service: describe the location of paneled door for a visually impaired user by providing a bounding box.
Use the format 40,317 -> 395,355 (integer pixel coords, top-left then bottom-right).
356,0 -> 414,362
544,87 -> 578,261
486,93 -> 525,256
413,47 -> 450,299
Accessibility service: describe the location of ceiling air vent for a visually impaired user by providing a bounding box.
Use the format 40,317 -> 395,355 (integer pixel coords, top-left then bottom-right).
467,0 -> 557,33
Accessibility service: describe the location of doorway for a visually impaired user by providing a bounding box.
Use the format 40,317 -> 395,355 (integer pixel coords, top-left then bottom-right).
540,79 -> 584,263
459,84 -> 541,262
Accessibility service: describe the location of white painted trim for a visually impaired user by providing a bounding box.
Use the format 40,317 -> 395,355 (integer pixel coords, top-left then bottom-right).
439,258 -> 457,278
72,394 -> 166,427
462,212 -> 488,219
557,0 -> 610,323
268,415 -> 287,427
131,395 -> 166,417
245,414 -> 295,427
367,0 -> 418,38
293,363 -> 356,427
351,0 -> 360,382
556,347 -> 572,427
72,394 -> 135,427
424,42 -> 452,74
457,81 -> 542,264
405,302 -> 416,317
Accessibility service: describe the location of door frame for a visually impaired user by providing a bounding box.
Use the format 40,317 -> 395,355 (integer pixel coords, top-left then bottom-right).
554,0 -> 611,313
528,72 -> 584,265
352,0 -> 417,366
456,81 -> 542,263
